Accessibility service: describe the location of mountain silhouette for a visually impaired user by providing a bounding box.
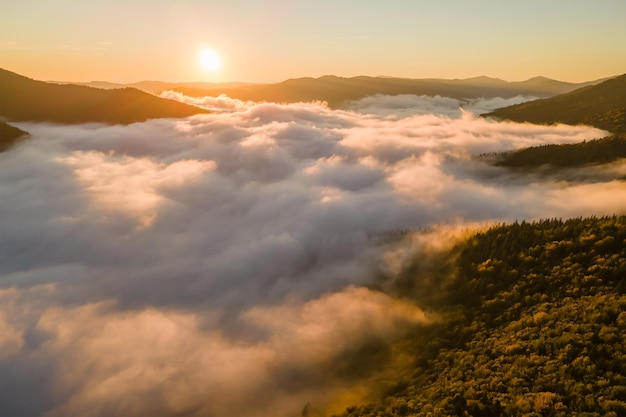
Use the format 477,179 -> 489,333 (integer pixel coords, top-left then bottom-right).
493,134 -> 626,170
51,80 -> 255,94
171,74 -> 601,108
0,121 -> 28,151
485,74 -> 626,133
0,68 -> 208,125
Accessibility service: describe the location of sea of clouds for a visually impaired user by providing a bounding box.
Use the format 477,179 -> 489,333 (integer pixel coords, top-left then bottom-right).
0,93 -> 619,416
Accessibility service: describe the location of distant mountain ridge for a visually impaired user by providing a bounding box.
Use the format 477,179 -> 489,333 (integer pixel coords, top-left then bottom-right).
0,68 -> 208,125
169,74 -> 604,108
485,74 -> 626,133
50,80 -> 256,94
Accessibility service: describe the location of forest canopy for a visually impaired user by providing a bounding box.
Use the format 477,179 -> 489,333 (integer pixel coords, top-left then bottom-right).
494,134 -> 626,169
335,216 -> 626,417
484,74 -> 626,134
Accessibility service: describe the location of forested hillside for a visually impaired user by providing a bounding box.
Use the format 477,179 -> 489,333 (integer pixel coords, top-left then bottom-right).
0,68 -> 207,125
337,216 -> 626,417
495,135 -> 626,169
485,74 -> 626,134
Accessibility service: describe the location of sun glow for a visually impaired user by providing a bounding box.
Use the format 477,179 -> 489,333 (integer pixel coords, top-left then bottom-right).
198,49 -> 221,72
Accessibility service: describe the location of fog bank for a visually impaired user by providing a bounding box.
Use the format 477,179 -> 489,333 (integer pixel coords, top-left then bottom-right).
0,93 -> 617,416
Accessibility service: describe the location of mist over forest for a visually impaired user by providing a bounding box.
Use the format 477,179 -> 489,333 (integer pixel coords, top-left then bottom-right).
1,70 -> 625,417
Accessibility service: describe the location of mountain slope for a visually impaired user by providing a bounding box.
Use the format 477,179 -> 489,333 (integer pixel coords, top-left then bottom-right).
495,134 -> 626,169
335,217 -> 626,417
171,75 -> 597,108
0,68 -> 208,125
485,74 -> 626,133
0,121 -> 29,151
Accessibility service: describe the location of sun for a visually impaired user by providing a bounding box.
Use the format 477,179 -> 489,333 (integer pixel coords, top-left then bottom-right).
198,49 -> 221,72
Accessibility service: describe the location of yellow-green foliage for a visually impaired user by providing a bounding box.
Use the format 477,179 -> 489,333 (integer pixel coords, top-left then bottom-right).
338,216 -> 626,417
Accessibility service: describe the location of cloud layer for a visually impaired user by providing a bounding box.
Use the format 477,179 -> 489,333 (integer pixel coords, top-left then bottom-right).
0,94 -> 619,416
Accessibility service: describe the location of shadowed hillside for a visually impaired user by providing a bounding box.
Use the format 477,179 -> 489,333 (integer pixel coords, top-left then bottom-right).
0,121 -> 29,151
495,135 -> 626,169
0,68 -> 208,125
336,216 -> 626,417
485,74 -> 626,133
171,75 -> 599,108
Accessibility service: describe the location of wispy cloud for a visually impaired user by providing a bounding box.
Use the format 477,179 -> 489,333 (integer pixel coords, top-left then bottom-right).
0,40 -> 33,50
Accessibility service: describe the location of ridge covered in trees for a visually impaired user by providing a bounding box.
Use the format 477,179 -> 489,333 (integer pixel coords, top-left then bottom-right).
484,74 -> 626,134
495,135 -> 626,169
335,216 -> 626,417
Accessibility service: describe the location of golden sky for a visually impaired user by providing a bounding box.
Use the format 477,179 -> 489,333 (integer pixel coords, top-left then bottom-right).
2,0 -> 626,83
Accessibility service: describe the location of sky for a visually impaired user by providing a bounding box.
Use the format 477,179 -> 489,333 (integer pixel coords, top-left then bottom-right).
2,0 -> 626,83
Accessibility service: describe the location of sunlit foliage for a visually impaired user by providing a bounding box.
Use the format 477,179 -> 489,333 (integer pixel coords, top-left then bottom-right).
338,216 -> 626,417
485,74 -> 626,134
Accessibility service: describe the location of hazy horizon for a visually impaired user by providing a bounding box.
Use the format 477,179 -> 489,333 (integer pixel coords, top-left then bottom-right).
3,1 -> 626,84
38,72 -> 622,86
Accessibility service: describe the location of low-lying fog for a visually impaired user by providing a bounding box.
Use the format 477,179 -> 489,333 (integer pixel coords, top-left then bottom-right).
0,93 -> 619,416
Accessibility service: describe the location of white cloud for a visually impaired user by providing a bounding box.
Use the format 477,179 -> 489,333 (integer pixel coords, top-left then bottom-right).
344,94 -> 538,119
59,151 -> 215,226
0,285 -> 429,417
0,94 -> 618,416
